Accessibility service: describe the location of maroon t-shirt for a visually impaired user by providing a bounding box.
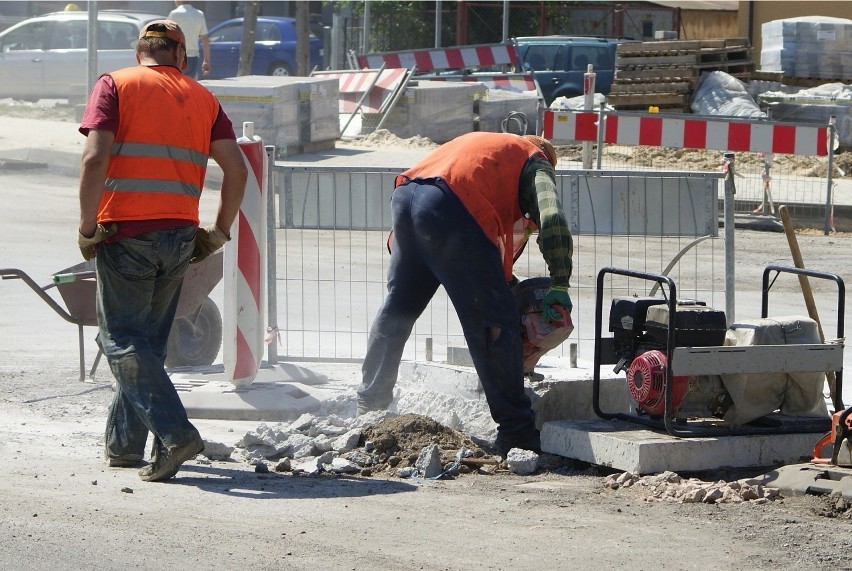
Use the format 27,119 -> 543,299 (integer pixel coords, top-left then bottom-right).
79,67 -> 237,241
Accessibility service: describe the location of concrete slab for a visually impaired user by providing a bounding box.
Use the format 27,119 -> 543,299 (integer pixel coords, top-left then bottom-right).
541,419 -> 823,475
169,362 -> 348,422
759,463 -> 852,499
399,359 -> 632,425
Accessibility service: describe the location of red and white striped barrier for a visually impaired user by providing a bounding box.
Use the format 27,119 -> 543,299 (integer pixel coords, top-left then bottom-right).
314,67 -> 409,114
223,122 -> 267,387
357,43 -> 517,73
419,72 -> 536,93
543,110 -> 830,156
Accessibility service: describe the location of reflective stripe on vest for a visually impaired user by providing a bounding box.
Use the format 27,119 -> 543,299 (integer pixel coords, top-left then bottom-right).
397,132 -> 542,280
107,141 -> 208,197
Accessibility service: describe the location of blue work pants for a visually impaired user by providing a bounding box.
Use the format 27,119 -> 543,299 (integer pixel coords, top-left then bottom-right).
359,181 -> 536,441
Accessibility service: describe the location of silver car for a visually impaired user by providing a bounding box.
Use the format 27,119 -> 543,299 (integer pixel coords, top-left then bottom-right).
0,10 -> 162,101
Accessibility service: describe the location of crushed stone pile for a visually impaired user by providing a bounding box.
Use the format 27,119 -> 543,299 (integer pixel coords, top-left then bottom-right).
604,470 -> 782,505
229,412 -> 514,479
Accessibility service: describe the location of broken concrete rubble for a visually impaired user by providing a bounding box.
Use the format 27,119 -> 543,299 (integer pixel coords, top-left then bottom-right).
604,470 -> 782,504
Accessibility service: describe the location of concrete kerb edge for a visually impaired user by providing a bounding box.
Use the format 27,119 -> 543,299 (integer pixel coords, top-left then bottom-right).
0,148 -> 79,176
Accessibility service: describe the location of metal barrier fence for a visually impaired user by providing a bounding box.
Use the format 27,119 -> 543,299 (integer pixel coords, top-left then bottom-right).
272,165 -> 725,364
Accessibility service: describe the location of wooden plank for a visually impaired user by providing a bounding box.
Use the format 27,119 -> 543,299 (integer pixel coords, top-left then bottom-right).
751,70 -> 784,82
615,67 -> 698,81
610,82 -> 691,94
693,61 -> 755,72
617,37 -> 750,56
606,92 -> 689,106
617,54 -> 699,66
610,105 -> 690,113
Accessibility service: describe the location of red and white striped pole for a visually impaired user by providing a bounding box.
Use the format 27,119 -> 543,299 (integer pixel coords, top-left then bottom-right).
223,122 -> 267,387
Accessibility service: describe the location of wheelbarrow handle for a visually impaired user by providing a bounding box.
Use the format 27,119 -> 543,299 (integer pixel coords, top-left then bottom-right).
53,273 -> 78,285
52,271 -> 96,285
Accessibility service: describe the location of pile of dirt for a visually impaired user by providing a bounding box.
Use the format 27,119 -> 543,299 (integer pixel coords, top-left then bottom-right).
809,492 -> 852,519
344,128 -> 850,179
555,143 -> 846,177
354,413 -> 500,476
346,129 -> 439,150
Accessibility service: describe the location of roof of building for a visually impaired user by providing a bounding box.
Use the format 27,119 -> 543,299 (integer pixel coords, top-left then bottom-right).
648,1 -> 739,11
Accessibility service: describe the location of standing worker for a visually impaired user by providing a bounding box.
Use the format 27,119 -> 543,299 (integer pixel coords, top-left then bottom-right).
357,132 -> 573,456
168,1 -> 211,78
76,20 -> 247,482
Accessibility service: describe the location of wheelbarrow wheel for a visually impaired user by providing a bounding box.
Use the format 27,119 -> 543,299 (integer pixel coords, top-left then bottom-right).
165,297 -> 222,368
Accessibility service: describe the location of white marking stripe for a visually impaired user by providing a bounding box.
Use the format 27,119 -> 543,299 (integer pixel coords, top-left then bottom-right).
430,50 -> 449,69
752,123 -> 773,152
661,118 -> 684,148
705,121 -> 728,150
618,115 -> 641,147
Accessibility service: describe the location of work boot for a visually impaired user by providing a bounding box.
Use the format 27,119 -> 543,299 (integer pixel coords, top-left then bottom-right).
139,437 -> 204,482
356,399 -> 389,416
494,430 -> 541,458
106,453 -> 144,468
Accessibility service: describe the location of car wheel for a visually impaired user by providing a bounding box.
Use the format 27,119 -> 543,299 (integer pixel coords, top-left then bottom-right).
268,61 -> 293,76
165,297 -> 222,368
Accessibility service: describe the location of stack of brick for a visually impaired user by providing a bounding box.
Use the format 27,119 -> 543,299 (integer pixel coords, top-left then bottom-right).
202,75 -> 339,156
760,16 -> 852,82
610,38 -> 754,112
362,80 -> 486,143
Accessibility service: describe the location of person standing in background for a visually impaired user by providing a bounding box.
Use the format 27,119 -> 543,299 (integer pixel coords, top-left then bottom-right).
168,1 -> 211,78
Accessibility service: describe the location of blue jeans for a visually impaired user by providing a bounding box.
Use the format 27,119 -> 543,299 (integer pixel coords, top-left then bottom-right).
183,56 -> 199,79
358,181 -> 536,441
98,226 -> 201,460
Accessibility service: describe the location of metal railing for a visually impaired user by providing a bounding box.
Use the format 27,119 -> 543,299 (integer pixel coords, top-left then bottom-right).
269,164 -> 725,364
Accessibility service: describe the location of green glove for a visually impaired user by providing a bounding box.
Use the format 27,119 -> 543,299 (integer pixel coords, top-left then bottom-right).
542,285 -> 572,322
77,223 -> 118,261
190,223 -> 230,264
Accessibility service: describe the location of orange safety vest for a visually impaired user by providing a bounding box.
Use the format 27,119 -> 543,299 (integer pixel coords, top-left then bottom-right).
96,65 -> 220,224
396,132 -> 546,280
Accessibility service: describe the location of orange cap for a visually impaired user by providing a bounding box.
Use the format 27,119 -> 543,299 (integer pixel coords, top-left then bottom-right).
139,20 -> 187,69
523,135 -> 557,168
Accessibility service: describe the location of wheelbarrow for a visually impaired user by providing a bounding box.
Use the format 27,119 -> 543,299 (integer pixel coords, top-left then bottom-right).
0,251 -> 224,382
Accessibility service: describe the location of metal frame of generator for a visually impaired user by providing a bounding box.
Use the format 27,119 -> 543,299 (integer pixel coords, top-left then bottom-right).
592,265 -> 845,437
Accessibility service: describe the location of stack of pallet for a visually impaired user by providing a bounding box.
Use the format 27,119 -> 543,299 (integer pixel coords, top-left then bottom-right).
609,38 -> 755,112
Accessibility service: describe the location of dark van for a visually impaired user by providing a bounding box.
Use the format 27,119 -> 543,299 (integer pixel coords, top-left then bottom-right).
514,36 -> 635,106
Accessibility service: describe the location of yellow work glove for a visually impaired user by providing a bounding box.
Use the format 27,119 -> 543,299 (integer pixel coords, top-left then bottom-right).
190,224 -> 230,264
77,223 -> 118,261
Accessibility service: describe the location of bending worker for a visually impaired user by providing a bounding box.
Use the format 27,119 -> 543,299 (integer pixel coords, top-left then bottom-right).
77,20 -> 247,482
357,132 -> 573,456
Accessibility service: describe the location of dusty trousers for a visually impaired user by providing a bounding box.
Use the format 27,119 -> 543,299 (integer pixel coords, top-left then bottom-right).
358,180 -> 537,441
96,226 -> 202,461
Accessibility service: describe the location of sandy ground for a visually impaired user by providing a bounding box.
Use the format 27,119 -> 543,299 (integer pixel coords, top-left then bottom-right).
3,105 -> 852,568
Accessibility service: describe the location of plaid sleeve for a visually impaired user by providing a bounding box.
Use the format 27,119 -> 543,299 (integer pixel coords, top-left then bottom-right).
518,158 -> 573,287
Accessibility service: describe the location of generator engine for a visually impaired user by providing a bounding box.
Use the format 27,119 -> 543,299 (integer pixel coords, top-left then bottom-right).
609,296 -> 733,419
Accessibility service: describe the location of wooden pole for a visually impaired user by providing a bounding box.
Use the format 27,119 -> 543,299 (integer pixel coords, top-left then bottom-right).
779,205 -> 839,409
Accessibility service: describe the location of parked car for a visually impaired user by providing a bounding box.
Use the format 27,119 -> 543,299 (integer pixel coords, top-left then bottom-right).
205,16 -> 323,79
0,10 -> 162,101
513,36 -> 637,106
